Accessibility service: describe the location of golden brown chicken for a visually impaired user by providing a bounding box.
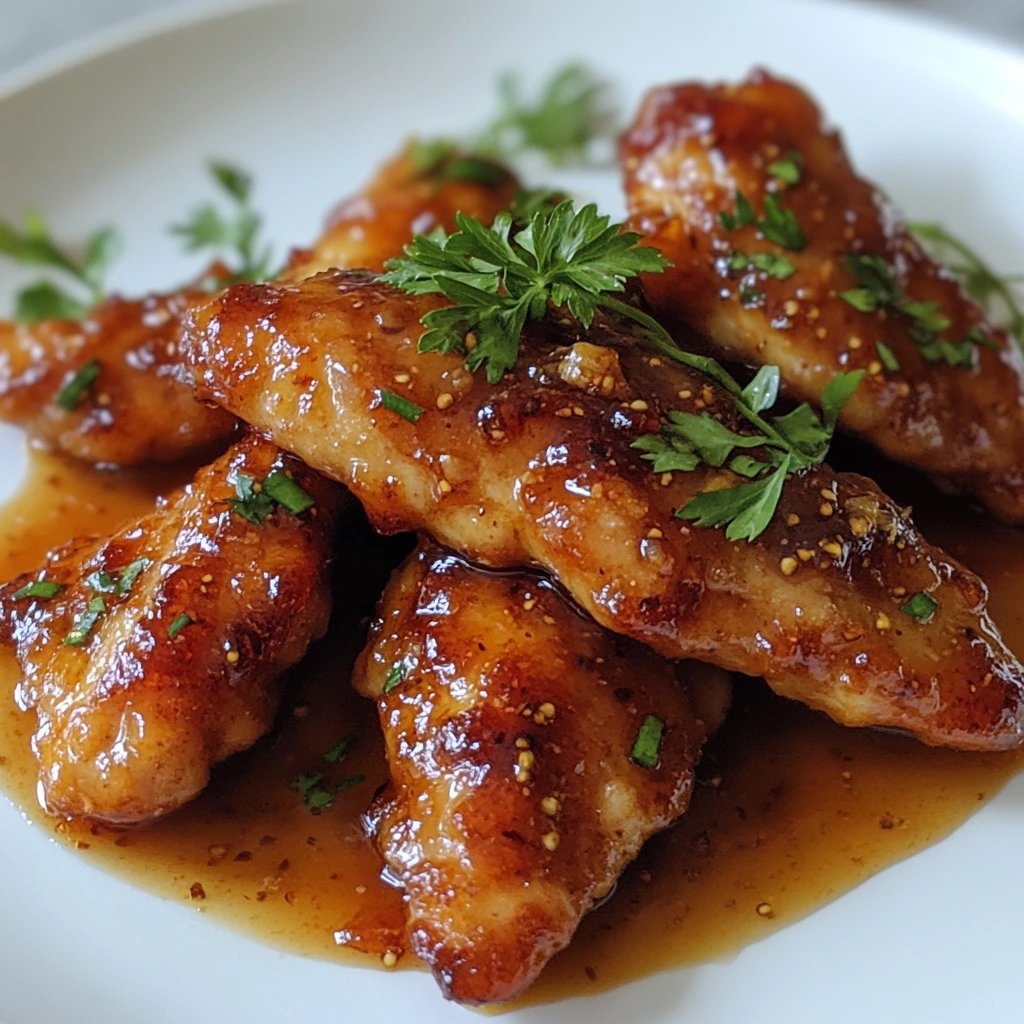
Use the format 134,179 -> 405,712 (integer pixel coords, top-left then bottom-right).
0,287 -> 238,465
621,70 -> 1024,522
182,270 -> 1024,751
0,434 -> 343,824
284,143 -> 519,279
356,544 -> 730,1003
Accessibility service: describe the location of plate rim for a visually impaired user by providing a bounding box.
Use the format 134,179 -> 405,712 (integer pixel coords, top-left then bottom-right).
3,0 -> 1024,111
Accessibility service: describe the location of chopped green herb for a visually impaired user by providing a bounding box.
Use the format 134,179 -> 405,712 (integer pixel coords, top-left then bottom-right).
728,250 -> 796,281
381,199 -> 671,383
472,63 -> 616,166
383,663 -> 406,695
759,194 -> 805,251
262,470 -> 315,515
227,469 -> 315,525
901,591 -> 939,623
630,714 -> 666,769
380,389 -> 426,424
226,472 -> 276,525
910,222 -> 1024,352
84,570 -> 117,593
116,558 -> 150,595
767,152 -> 803,186
12,578 -> 63,600
322,735 -> 356,765
719,191 -> 757,232
171,161 -> 274,285
838,253 -> 984,368
55,359 -> 101,412
167,612 -> 194,639
294,764 -> 365,812
64,595 -> 106,647
633,367 -> 864,542
407,140 -> 510,187
720,191 -> 804,251
0,212 -> 120,324
876,341 -> 901,373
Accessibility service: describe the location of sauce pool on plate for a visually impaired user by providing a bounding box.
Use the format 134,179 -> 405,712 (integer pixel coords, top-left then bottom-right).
0,444 -> 1021,1007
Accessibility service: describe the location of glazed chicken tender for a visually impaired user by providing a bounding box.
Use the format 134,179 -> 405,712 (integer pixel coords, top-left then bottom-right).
621,70 -> 1024,522
0,287 -> 237,465
356,544 -> 729,1004
182,270 -> 1024,751
0,434 -> 342,824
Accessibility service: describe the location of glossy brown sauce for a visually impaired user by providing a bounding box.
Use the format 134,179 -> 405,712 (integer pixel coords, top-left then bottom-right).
0,444 -> 1022,1008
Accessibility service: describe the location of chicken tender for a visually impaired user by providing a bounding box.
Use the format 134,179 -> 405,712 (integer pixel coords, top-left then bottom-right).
356,544 -> 729,1003
0,434 -> 343,824
182,270 -> 1024,750
621,70 -> 1024,521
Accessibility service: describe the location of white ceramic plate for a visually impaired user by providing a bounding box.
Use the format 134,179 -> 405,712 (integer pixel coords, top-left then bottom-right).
3,1 -> 1024,1021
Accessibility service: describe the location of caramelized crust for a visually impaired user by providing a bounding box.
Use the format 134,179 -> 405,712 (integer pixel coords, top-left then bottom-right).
621,70 -> 1024,521
283,145 -> 519,279
183,270 -> 1024,750
0,434 -> 343,824
0,287 -> 237,465
356,545 -> 727,1003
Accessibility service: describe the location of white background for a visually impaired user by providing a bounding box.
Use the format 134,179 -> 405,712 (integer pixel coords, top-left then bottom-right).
1,0 -> 1024,78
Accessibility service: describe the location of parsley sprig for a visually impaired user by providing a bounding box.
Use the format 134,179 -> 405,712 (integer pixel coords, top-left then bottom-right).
0,211 -> 120,324
633,366 -> 864,542
171,162 -> 274,286
472,63 -> 616,166
380,199 -> 671,383
910,222 -> 1024,352
839,253 -> 992,367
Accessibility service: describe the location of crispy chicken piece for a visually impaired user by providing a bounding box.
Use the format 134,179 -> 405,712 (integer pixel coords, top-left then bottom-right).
284,144 -> 519,279
0,434 -> 343,824
356,544 -> 729,1003
621,70 -> 1024,522
0,287 -> 238,465
182,271 -> 1024,750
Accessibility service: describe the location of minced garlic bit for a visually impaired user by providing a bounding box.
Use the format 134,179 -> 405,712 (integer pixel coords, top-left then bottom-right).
435,392 -> 454,410
542,831 -> 560,852
779,556 -> 798,576
875,612 -> 892,631
437,479 -> 452,494
225,649 -> 240,664
381,950 -> 398,969
523,598 -> 537,611
629,399 -> 649,412
819,502 -> 834,518
756,902 -> 775,918
541,796 -> 561,817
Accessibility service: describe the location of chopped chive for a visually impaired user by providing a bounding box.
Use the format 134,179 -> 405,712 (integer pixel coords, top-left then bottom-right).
335,773 -> 366,792
901,591 -> 939,623
167,612 -> 193,639
116,558 -> 150,595
227,471 -> 275,525
383,663 -> 406,694
262,470 -> 316,515
839,288 -> 878,313
322,735 -> 356,765
64,596 -> 106,646
380,389 -> 425,424
84,570 -> 117,593
55,359 -> 101,412
630,714 -> 666,770
767,152 -> 802,186
750,251 -> 796,281
12,578 -> 64,600
876,341 -> 901,373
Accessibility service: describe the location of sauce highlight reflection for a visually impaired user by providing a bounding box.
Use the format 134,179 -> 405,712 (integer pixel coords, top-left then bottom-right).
0,443 -> 1021,1008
